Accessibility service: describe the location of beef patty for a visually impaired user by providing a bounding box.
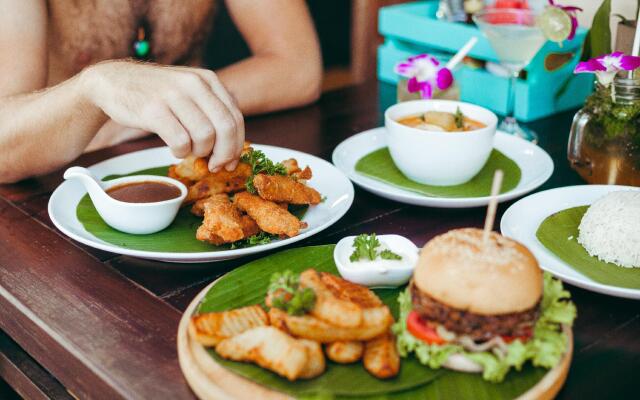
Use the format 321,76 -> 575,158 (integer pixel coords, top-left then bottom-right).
410,284 -> 540,341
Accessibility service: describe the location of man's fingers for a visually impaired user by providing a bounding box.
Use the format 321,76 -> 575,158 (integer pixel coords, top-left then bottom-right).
207,108 -> 238,172
167,95 -> 215,158
142,103 -> 191,158
155,119 -> 191,159
183,78 -> 240,171
190,69 -> 245,166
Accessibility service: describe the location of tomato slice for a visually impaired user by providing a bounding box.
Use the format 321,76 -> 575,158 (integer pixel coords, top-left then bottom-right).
501,328 -> 533,343
406,311 -> 446,345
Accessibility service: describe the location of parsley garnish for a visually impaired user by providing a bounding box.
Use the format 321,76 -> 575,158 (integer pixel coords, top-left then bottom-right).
241,149 -> 287,193
454,107 -> 465,129
268,271 -> 316,316
349,233 -> 402,262
229,231 -> 276,249
380,249 -> 402,260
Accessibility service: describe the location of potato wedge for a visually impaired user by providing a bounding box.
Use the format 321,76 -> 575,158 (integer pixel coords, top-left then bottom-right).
298,339 -> 326,379
325,341 -> 364,364
215,326 -> 308,381
300,269 -> 363,328
268,308 -> 391,343
363,333 -> 400,379
189,305 -> 268,347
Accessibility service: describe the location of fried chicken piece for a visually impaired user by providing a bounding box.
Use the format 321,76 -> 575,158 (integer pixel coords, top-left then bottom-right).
281,159 -> 313,180
189,305 -> 268,347
185,162 -> 251,204
171,156 -> 211,183
363,332 -> 400,379
167,165 -> 193,187
190,198 -> 208,217
234,192 -> 305,238
253,174 -> 321,205
195,195 -> 249,245
215,326 -> 308,381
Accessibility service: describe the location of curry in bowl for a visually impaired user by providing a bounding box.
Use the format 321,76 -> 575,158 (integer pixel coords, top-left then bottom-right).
397,108 -> 486,132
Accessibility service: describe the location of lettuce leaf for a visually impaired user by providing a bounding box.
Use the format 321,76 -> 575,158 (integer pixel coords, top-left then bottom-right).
393,273 -> 577,383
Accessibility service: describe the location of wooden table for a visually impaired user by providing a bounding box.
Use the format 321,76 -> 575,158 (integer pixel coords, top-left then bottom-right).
0,81 -> 637,400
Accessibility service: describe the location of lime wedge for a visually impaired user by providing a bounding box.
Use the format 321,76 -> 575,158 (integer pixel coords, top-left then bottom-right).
538,7 -> 572,43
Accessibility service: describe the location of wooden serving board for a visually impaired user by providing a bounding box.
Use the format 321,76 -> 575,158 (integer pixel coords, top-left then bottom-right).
177,280 -> 573,400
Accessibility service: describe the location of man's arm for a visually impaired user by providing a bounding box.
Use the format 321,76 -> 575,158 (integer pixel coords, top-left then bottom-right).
218,0 -> 322,115
0,1 -> 243,183
0,0 -> 106,182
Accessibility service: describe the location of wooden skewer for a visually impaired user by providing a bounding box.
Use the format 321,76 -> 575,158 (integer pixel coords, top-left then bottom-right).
628,8 -> 640,79
483,169 -> 504,244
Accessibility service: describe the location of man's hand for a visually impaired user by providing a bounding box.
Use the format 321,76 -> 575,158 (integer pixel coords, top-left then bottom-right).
81,61 -> 245,171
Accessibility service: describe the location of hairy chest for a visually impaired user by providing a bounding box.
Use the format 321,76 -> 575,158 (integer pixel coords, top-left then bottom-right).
47,0 -> 216,83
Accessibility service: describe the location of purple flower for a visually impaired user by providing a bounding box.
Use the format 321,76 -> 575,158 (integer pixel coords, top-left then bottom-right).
574,52 -> 640,85
548,0 -> 582,40
394,54 -> 454,99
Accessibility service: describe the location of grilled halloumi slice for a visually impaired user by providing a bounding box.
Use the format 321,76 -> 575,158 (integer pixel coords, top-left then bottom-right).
363,333 -> 400,379
189,305 -> 268,346
300,269 -> 363,328
215,326 -> 308,381
325,341 -> 364,364
298,339 -> 326,379
269,308 -> 391,343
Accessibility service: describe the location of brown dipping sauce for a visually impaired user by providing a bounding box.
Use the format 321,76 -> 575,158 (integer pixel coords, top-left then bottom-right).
106,181 -> 181,203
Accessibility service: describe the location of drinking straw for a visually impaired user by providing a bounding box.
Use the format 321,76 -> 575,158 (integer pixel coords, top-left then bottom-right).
630,8 -> 640,78
482,169 -> 504,244
446,36 -> 479,70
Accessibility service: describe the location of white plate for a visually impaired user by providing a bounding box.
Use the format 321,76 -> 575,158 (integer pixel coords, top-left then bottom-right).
331,128 -> 553,208
501,185 -> 640,300
48,145 -> 354,263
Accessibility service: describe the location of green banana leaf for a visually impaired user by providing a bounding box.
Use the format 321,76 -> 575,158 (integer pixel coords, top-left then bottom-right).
536,206 -> 640,289
354,149 -> 520,198
76,166 -> 306,253
196,245 -> 548,399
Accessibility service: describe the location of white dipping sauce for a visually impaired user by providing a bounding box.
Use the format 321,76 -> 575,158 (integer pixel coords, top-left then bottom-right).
333,234 -> 419,287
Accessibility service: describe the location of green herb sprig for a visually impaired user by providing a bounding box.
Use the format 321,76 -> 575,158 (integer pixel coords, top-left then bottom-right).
229,231 -> 276,249
268,270 -> 316,316
349,233 -> 402,262
241,149 -> 287,193
454,107 -> 465,129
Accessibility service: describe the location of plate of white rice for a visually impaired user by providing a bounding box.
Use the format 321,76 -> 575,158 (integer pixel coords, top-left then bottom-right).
500,185 -> 640,300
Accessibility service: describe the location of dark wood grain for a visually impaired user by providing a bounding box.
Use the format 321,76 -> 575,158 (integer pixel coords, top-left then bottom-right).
0,331 -> 72,400
0,80 -> 637,399
0,197 -> 194,399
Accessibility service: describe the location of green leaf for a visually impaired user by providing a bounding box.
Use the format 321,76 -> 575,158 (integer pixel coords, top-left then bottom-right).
196,245 -> 557,399
350,233 -> 381,262
379,249 -> 402,260
355,149 -> 521,198
581,0 -> 611,61
77,166 -> 307,252
536,206 -> 640,289
241,149 -> 287,193
454,107 -> 465,129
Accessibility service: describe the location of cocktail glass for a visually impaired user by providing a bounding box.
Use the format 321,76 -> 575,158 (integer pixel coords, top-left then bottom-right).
473,8 -> 546,143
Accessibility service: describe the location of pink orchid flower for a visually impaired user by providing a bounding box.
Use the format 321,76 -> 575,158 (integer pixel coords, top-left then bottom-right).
394,54 -> 453,99
548,0 -> 582,40
574,52 -> 640,86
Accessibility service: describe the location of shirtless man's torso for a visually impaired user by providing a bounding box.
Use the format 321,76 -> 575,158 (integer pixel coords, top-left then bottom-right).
47,0 -> 216,85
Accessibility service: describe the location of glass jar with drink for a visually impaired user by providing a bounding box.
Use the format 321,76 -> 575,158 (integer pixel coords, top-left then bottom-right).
568,75 -> 640,185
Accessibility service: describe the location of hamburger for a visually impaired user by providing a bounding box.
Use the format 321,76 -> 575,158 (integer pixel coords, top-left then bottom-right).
393,228 -> 576,382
